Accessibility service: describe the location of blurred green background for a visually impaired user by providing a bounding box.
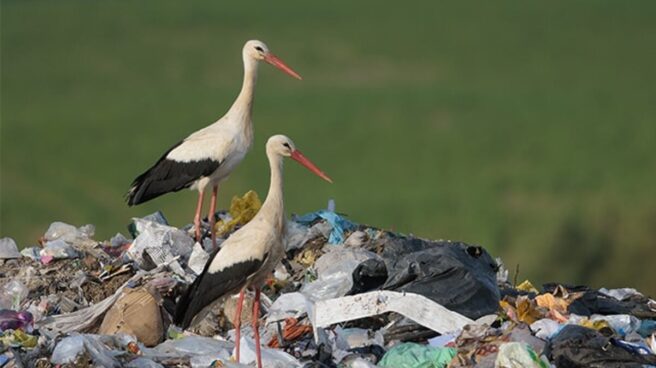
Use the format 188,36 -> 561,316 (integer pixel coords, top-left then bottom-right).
2,1 -> 655,294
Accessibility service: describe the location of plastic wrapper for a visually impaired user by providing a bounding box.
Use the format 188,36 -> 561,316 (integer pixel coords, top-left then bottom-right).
0,280 -> 29,311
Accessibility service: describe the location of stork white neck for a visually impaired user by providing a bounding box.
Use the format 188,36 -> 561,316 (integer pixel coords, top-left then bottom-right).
227,51 -> 259,120
259,148 -> 285,233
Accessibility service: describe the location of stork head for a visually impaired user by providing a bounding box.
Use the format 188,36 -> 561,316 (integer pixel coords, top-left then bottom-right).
243,40 -> 302,80
267,135 -> 332,183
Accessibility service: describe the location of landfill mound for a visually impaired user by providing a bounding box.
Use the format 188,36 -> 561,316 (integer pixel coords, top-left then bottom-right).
1,196 -> 655,367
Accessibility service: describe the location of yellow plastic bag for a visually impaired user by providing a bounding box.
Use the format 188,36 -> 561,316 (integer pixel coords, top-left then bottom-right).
214,190 -> 262,237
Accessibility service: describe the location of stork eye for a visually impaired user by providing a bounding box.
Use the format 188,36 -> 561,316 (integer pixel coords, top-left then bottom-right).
255,46 -> 264,52
283,143 -> 291,149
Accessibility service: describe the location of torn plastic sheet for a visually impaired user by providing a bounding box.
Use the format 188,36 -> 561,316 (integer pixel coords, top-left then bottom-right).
51,334 -> 122,367
311,291 -> 473,343
301,248 -> 383,301
266,292 -> 313,324
143,335 -> 234,366
294,210 -> 356,244
238,335 -> 302,367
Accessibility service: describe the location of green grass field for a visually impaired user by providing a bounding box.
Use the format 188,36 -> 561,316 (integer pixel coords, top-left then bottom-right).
2,0 -> 656,294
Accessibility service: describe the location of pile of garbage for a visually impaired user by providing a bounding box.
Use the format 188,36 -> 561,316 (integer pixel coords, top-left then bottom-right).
1,193 -> 655,367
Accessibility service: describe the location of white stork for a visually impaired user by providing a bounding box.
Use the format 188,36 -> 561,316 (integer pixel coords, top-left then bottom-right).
174,135 -> 332,368
126,40 -> 302,247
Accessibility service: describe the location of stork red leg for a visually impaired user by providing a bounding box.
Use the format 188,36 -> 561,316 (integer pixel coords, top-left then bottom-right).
208,184 -> 219,249
234,288 -> 246,363
193,189 -> 205,242
252,287 -> 262,368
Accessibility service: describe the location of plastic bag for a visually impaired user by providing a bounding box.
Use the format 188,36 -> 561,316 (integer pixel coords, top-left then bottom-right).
380,234 -> 500,319
301,248 -> 383,301
494,342 -> 548,368
0,280 -> 29,311
378,343 -> 456,368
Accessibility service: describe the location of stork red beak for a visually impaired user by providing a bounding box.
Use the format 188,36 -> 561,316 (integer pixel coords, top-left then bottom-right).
290,150 -> 333,183
264,53 -> 303,80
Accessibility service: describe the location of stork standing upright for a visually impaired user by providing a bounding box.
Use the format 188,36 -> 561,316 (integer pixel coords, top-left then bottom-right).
126,40 -> 302,247
174,135 -> 332,368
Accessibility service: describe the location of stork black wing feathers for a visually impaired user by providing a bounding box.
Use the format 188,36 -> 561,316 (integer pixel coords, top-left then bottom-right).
174,255 -> 265,328
126,141 -> 220,206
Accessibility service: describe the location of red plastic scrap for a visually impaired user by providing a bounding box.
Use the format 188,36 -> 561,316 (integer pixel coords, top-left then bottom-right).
267,317 -> 313,348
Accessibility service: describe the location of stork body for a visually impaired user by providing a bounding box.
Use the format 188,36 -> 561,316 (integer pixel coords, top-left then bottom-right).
126,40 -> 301,246
174,135 -> 332,368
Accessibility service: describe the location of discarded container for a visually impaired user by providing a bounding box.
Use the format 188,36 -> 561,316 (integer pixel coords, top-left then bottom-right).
99,287 -> 164,347
378,343 -> 456,368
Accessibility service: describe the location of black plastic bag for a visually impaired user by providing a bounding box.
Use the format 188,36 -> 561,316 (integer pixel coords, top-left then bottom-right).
545,325 -> 656,368
360,233 -> 500,319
